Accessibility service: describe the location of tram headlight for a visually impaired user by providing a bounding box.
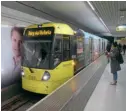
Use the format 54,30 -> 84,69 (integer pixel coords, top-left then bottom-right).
95,52 -> 98,55
72,61 -> 75,66
42,71 -> 50,81
21,71 -> 25,76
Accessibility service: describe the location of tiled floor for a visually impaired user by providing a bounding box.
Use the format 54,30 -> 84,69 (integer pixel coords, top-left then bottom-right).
84,55 -> 126,111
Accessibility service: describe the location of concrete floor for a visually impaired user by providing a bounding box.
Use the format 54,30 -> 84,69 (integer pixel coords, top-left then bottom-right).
84,55 -> 126,111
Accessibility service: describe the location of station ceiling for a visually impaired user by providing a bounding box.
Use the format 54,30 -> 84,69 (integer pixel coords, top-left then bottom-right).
1,1 -> 126,37
91,1 -> 126,37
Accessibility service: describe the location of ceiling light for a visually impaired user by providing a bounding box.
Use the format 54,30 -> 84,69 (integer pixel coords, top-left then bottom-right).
99,17 -> 110,33
116,25 -> 126,31
120,15 -> 124,18
87,1 -> 111,34
87,1 -> 95,11
120,8 -> 126,12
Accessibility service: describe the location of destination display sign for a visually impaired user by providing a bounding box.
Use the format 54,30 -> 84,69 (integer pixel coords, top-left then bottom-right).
25,27 -> 54,37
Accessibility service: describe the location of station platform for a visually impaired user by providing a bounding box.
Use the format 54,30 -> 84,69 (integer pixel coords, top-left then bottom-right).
84,55 -> 126,111
27,55 -> 126,111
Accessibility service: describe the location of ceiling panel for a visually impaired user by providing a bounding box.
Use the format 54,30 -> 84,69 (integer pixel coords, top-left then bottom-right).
2,1 -> 125,37
38,1 -> 107,33
1,1 -> 109,36
91,1 -> 126,37
1,6 -> 50,27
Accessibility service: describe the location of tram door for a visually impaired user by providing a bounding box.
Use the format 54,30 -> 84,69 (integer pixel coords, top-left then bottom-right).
63,36 -> 70,61
62,35 -> 73,77
101,39 -> 103,53
84,37 -> 90,66
83,37 -> 86,67
89,37 -> 93,63
102,39 -> 104,53
99,39 -> 101,55
104,40 -> 106,52
76,36 -> 84,71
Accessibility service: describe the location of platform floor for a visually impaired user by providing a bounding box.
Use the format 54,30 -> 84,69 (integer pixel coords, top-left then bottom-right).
84,55 -> 126,111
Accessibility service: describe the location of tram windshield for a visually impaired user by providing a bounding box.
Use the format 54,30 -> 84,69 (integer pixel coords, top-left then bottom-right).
22,40 -> 52,69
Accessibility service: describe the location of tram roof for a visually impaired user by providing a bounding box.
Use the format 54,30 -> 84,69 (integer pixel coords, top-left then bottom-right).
25,22 -> 74,35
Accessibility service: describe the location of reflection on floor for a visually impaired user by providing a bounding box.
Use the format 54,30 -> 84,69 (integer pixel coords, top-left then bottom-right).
84,55 -> 126,111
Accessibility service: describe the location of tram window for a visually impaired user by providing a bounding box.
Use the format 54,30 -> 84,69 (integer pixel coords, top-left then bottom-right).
63,37 -> 70,61
53,54 -> 62,66
102,41 -> 104,50
52,38 -> 62,67
22,40 -> 51,69
71,36 -> 77,58
77,38 -> 84,54
54,39 -> 62,53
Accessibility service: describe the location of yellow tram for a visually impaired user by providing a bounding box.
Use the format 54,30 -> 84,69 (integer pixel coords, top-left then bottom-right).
21,22 -> 85,94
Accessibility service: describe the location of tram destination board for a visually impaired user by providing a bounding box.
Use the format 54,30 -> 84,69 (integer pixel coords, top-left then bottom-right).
24,27 -> 55,40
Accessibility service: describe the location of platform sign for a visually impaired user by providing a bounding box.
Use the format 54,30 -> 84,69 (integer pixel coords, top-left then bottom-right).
116,25 -> 126,32
121,37 -> 126,40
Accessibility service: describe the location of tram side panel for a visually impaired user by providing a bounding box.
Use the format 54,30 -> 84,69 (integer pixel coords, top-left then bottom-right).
91,37 -> 96,61
89,37 -> 93,63
105,39 -> 108,51
84,34 -> 91,66
102,39 -> 106,53
99,38 -> 102,55
103,39 -> 106,53
91,36 -> 94,63
74,34 -> 85,72
101,39 -> 103,54
93,38 -> 99,60
99,38 -> 103,55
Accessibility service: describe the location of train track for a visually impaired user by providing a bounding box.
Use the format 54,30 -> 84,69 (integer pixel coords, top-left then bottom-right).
1,91 -> 46,111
